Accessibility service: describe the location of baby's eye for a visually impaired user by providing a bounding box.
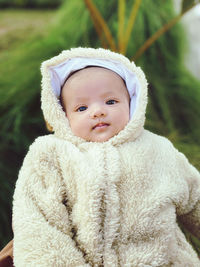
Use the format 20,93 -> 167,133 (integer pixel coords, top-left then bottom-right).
77,106 -> 87,112
106,99 -> 117,105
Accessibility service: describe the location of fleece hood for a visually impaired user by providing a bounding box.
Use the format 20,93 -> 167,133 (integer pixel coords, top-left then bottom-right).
40,47 -> 148,146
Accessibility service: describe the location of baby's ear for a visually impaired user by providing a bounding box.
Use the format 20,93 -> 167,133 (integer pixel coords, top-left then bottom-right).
45,120 -> 53,132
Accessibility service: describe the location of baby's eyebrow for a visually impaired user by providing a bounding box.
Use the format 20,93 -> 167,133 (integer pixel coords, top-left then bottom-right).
74,96 -> 89,102
100,91 -> 118,97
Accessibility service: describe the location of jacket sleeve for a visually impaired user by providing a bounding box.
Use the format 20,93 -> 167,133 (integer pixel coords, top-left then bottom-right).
12,140 -> 90,267
174,147 -> 200,239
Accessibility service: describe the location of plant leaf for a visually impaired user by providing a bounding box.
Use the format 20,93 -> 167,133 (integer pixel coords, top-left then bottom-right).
118,0 -> 126,52
181,0 -> 196,13
133,1 -> 198,61
84,0 -> 117,51
122,0 -> 142,54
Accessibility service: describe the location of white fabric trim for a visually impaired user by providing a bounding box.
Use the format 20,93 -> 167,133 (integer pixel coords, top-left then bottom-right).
50,57 -> 141,118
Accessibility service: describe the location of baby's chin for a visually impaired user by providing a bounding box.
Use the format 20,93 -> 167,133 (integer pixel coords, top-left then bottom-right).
85,133 -> 116,143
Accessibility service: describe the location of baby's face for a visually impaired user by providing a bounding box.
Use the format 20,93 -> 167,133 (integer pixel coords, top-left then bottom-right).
61,67 -> 130,142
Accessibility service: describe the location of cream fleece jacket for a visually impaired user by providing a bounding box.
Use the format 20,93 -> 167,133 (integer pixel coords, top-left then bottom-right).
12,47 -> 200,267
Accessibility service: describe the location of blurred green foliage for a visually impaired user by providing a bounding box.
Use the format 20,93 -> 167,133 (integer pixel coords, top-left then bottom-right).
0,9 -> 55,52
0,0 -> 200,252
0,0 -> 63,8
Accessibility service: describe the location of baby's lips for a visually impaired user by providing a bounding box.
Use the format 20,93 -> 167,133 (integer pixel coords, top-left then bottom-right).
92,123 -> 109,130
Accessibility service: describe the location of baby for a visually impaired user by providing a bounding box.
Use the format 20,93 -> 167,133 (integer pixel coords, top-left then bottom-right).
12,47 -> 200,267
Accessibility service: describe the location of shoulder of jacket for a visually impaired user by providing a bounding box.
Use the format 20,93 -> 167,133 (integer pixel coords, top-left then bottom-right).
18,135 -> 65,180
21,135 -> 64,168
28,134 -> 63,153
30,134 -> 57,146
143,129 -> 171,144
142,129 -> 177,153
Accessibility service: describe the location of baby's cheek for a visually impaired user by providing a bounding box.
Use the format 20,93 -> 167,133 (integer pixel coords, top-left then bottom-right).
70,118 -> 89,140
67,116 -> 77,133
122,109 -> 130,124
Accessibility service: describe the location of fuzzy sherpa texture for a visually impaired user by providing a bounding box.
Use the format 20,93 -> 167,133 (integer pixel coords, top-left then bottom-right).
12,47 -> 200,267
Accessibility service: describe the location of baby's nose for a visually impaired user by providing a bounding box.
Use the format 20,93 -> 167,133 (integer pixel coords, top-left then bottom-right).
91,105 -> 106,118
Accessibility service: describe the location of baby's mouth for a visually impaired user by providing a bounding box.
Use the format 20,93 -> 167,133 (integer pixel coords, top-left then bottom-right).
92,123 -> 109,130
